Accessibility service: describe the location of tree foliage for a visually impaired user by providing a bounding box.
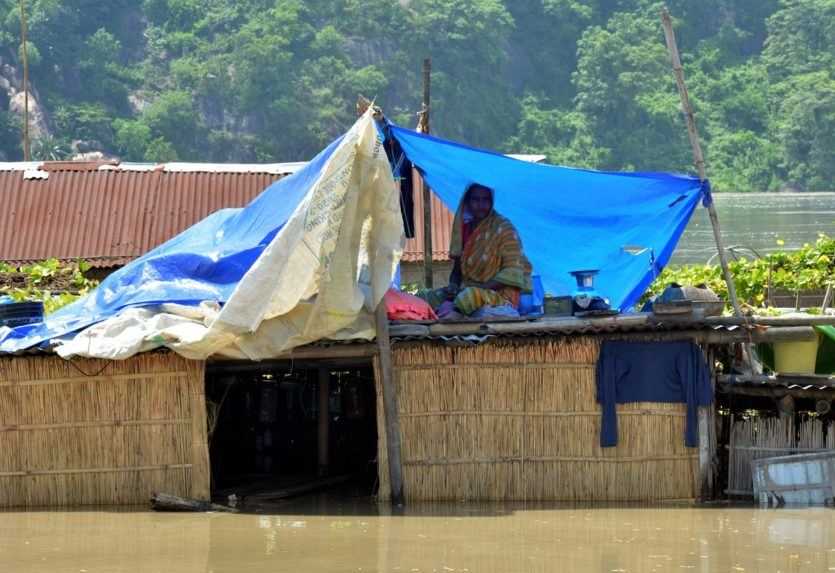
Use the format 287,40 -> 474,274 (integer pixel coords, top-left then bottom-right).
0,0 -> 830,190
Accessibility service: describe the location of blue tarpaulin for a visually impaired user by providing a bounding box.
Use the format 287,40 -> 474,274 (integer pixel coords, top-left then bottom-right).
0,118 -> 707,354
0,136 -> 344,354
386,123 -> 706,311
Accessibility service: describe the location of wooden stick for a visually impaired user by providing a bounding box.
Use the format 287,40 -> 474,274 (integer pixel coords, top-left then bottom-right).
718,384 -> 835,400
375,303 -> 404,504
697,404 -> 716,500
403,454 -> 698,466
150,492 -> 236,513
317,367 -> 330,477
188,362 -> 211,500
207,343 -> 378,367
0,464 -> 192,478
0,371 -> 182,388
0,418 -> 189,433
389,316 -> 821,342
660,8 -> 742,317
718,373 -> 835,385
421,57 -> 434,289
821,284 -> 833,313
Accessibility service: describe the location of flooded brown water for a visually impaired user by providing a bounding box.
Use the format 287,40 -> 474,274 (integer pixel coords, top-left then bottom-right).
1,500 -> 834,572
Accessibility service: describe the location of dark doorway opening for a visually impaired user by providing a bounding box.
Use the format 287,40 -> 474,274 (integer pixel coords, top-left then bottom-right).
206,361 -> 378,504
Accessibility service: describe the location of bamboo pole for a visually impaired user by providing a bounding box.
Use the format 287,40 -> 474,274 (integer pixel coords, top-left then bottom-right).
188,363 -> 211,500
375,303 -> 404,505
18,0 -> 30,161
421,57 -> 434,289
660,7 -> 742,317
821,284 -> 833,313
317,368 -> 330,477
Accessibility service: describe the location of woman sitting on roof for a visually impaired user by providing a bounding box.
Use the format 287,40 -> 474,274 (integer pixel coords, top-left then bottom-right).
424,183 -> 532,319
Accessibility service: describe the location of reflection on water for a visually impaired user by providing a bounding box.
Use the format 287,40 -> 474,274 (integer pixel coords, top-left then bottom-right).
674,193 -> 835,264
2,499 -> 835,572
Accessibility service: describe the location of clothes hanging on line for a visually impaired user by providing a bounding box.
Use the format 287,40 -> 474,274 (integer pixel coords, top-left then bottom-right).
596,340 -> 713,448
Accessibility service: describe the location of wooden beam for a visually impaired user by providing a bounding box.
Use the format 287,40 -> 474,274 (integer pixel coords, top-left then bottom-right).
375,304 -> 404,505
718,373 -> 835,387
188,362 -> 211,500
697,405 -> 716,501
660,7 -> 742,318
389,315 -> 819,344
317,368 -> 330,477
208,343 -> 377,365
421,57 -> 434,289
150,492 -> 236,513
717,384 -> 835,400
670,315 -> 835,327
821,284 -> 833,313
0,418 -> 188,433
0,464 -> 192,478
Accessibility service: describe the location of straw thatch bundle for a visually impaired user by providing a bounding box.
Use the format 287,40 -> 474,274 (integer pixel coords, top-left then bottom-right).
377,337 -> 699,501
0,352 -> 208,507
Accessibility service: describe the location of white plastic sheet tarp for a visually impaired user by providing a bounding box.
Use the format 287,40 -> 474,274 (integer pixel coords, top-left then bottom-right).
56,111 -> 403,360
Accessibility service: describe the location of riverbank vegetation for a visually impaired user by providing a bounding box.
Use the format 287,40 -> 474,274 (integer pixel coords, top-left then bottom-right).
0,259 -> 98,314
647,234 -> 835,311
0,0 -> 831,192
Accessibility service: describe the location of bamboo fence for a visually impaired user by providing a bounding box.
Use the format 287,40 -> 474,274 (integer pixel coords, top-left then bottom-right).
0,351 -> 209,507
727,414 -> 835,497
376,338 -> 700,501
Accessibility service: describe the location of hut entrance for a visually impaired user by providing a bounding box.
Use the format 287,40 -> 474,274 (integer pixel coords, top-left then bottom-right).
206,361 -> 378,503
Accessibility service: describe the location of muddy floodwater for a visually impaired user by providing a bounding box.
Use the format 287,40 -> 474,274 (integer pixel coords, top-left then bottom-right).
2,498 -> 835,573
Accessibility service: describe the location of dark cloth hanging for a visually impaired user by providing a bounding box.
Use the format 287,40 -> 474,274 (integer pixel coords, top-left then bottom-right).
382,125 -> 415,238
596,340 -> 713,448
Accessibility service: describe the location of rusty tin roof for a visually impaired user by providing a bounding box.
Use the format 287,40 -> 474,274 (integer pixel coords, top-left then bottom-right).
0,162 -> 294,267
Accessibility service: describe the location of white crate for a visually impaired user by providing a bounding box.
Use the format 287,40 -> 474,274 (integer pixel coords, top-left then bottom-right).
752,451 -> 835,507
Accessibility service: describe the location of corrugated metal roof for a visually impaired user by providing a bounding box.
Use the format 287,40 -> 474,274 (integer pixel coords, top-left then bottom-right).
403,176 -> 454,263
0,160 -> 305,175
0,162 -> 285,267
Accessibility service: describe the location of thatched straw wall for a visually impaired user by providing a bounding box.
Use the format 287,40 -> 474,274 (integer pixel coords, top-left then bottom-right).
376,338 -> 699,501
0,352 -> 209,507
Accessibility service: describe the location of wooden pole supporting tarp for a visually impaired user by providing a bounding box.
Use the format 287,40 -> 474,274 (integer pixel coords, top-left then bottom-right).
420,57 -> 434,289
317,368 -> 330,477
660,7 -> 742,318
660,11 -> 748,498
375,303 -> 404,505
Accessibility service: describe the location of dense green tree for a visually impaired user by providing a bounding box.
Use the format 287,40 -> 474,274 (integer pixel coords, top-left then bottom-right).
0,0 -> 827,191
773,72 -> 835,190
573,9 -> 692,171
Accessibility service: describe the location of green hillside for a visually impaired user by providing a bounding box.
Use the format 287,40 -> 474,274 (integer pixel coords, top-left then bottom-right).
0,0 -> 832,191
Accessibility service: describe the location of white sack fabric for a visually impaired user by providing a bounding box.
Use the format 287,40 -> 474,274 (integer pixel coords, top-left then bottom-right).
56,110 -> 403,360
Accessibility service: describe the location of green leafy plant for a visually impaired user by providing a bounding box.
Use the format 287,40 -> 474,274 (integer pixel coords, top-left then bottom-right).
0,259 -> 99,314
646,234 -> 835,312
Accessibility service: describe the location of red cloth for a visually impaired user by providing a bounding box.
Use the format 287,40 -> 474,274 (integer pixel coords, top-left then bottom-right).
385,288 -> 438,321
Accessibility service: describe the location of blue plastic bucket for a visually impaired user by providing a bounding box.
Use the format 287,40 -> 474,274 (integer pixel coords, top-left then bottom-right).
519,275 -> 544,315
